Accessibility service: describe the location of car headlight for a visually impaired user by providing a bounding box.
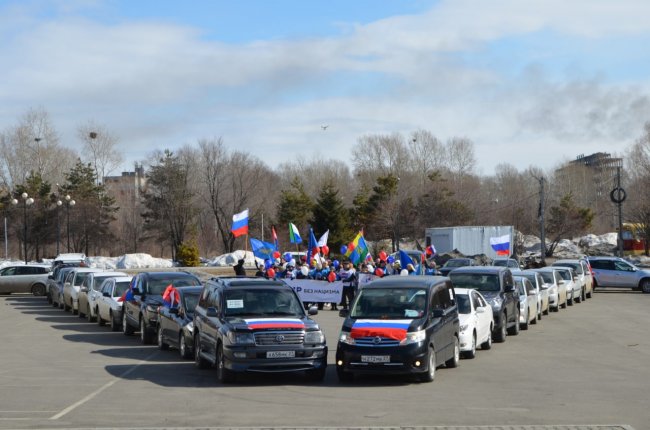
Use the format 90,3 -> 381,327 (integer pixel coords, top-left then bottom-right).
338,331 -> 355,345
185,321 -> 194,334
146,304 -> 159,313
488,297 -> 503,310
227,332 -> 255,346
304,330 -> 325,344
401,329 -> 426,345
459,323 -> 468,332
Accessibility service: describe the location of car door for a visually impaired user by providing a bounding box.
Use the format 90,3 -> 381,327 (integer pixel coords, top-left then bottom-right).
613,260 -> 638,288
472,291 -> 488,343
202,288 -> 222,358
125,275 -> 142,324
98,280 -> 111,321
590,259 -> 616,287
0,266 -> 19,293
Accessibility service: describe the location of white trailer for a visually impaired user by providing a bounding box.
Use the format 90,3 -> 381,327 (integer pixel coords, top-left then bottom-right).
425,225 -> 514,258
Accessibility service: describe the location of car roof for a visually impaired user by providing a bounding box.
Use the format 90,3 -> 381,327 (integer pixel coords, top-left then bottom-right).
586,256 -> 620,260
453,287 -> 477,295
176,286 -> 204,294
109,276 -> 133,283
91,271 -> 128,277
362,275 -> 447,289
142,271 -> 199,279
71,268 -> 100,273
214,277 -> 288,288
449,266 -> 507,275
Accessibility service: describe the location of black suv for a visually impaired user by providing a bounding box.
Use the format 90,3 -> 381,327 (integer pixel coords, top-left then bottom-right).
335,276 -> 460,383
449,266 -> 519,342
193,277 -> 327,383
122,271 -> 201,344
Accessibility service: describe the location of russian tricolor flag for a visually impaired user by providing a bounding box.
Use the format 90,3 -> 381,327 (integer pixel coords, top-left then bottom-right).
231,209 -> 249,238
350,319 -> 412,341
490,234 -> 510,256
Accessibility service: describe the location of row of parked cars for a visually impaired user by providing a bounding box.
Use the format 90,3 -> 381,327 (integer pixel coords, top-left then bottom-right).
31,251 -> 641,385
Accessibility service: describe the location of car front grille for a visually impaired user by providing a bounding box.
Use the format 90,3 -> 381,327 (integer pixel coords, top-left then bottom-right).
354,337 -> 400,347
254,330 -> 304,345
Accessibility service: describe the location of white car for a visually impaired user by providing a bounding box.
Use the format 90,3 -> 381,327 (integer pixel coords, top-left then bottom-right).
553,259 -> 593,301
78,271 -> 129,322
519,270 -> 549,317
553,266 -> 580,306
454,287 -> 494,358
514,276 -> 538,330
532,267 -> 568,312
62,268 -> 100,314
96,276 -> 133,331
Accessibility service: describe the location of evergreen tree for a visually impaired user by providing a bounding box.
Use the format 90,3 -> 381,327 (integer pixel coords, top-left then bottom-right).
310,181 -> 353,255
276,177 -> 314,242
546,193 -> 594,256
59,160 -> 117,255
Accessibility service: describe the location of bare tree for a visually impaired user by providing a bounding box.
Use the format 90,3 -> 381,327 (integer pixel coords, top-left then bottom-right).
409,130 -> 446,190
77,121 -> 123,184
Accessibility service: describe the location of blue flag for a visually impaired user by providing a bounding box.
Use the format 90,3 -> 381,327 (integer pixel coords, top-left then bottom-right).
399,250 -> 415,268
250,238 -> 277,260
306,228 -> 318,267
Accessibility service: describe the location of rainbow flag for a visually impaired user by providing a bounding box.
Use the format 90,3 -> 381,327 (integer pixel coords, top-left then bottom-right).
344,232 -> 369,264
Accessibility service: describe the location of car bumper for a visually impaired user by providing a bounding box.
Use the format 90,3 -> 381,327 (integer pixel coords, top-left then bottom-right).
458,330 -> 474,352
223,345 -> 328,373
335,342 -> 429,376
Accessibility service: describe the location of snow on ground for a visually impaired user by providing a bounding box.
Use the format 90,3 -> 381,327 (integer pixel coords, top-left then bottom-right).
206,250 -> 263,268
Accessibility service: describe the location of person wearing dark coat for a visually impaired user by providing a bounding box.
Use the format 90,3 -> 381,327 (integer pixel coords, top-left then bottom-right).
233,259 -> 246,276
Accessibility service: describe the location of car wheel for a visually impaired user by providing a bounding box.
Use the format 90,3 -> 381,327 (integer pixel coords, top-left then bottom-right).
194,334 -> 210,369
180,334 -> 192,359
63,300 -> 70,312
306,366 -> 326,382
640,279 -> 650,294
78,303 -> 85,318
47,291 -> 52,304
567,294 -> 573,306
521,308 -> 529,330
123,312 -> 134,336
532,308 -> 538,324
587,286 -> 593,298
445,336 -> 460,368
418,346 -> 436,382
537,306 -> 542,321
337,366 -> 355,383
216,344 -> 235,383
32,284 -> 46,297
140,318 -> 153,344
157,325 -> 169,350
97,311 -> 105,326
481,328 -> 492,350
508,309 -> 520,335
464,332 -> 476,359
87,305 -> 95,323
494,315 -> 507,343
561,297 -> 567,309
71,302 -> 78,315
110,311 -> 120,331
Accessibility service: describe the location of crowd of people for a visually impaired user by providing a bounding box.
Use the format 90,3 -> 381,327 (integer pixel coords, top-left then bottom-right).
232,252 -> 441,310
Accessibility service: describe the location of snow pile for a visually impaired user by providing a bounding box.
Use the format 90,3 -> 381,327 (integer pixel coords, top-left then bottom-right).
115,253 -> 174,269
577,233 -> 618,255
552,239 -> 583,258
206,250 -> 262,268
87,256 -> 119,270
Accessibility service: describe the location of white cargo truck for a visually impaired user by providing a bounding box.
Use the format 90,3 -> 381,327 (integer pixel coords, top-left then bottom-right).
425,226 -> 514,259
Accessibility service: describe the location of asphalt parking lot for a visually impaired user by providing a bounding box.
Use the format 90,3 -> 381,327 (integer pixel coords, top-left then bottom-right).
0,289 -> 648,430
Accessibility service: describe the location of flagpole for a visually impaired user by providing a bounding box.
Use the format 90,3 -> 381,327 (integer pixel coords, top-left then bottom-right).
261,213 -> 264,241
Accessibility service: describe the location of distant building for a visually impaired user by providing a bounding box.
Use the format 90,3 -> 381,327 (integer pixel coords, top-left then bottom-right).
103,163 -> 146,201
569,152 -> 623,197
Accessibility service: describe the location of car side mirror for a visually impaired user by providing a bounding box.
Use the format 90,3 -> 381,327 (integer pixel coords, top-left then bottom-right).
432,308 -> 444,318
504,284 -> 515,292
528,290 -> 536,296
308,306 -> 319,316
103,292 -> 110,297
206,307 -> 218,317
80,287 -> 88,293
337,308 -> 348,318
476,307 -> 486,314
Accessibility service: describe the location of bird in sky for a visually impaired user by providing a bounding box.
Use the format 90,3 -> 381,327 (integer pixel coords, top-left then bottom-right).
321,125 -> 328,130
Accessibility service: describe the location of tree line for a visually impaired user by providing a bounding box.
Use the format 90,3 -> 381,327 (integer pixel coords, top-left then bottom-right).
3,107 -> 650,262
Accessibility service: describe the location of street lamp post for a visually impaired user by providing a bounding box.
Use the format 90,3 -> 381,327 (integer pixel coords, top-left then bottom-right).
65,195 -> 76,251
56,199 -> 62,256
11,193 -> 35,264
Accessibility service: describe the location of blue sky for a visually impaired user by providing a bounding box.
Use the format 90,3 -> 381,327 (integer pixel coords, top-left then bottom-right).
1,0 -> 650,176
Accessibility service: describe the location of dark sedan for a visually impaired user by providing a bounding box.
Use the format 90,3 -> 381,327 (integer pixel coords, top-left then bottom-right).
157,286 -> 203,359
439,258 -> 476,276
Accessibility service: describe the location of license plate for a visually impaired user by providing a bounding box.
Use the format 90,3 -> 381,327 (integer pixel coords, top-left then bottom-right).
266,350 -> 295,358
361,355 -> 390,363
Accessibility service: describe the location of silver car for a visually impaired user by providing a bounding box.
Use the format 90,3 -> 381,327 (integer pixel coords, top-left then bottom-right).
62,268 -> 100,314
519,270 -> 550,317
553,266 -> 580,306
586,256 -> 650,293
78,271 -> 129,322
96,276 -> 133,331
0,264 -> 50,296
532,267 -> 568,311
553,259 -> 592,301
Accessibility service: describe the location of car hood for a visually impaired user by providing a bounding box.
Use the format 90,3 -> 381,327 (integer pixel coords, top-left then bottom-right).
479,291 -> 501,300
226,316 -> 319,331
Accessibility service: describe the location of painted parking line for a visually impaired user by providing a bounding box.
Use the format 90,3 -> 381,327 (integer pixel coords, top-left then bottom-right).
11,425 -> 639,430
49,349 -> 160,421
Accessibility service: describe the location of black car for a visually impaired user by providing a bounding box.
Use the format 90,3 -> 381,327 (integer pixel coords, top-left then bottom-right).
193,276 -> 327,383
335,276 -> 460,383
438,258 -> 477,276
157,286 -> 203,359
122,271 -> 202,344
449,266 -> 519,342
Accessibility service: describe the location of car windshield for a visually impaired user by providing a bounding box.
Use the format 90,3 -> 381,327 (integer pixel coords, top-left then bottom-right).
556,270 -> 572,281
350,287 -> 427,319
521,273 -> 536,286
93,275 -> 115,291
555,263 -> 580,272
183,293 -> 200,315
537,271 -> 555,284
113,281 -> 131,298
515,279 -> 526,295
445,260 -> 468,268
449,273 -> 500,292
74,272 -> 90,286
456,294 -> 471,314
224,289 -> 305,317
493,260 -> 507,266
147,276 -> 201,295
